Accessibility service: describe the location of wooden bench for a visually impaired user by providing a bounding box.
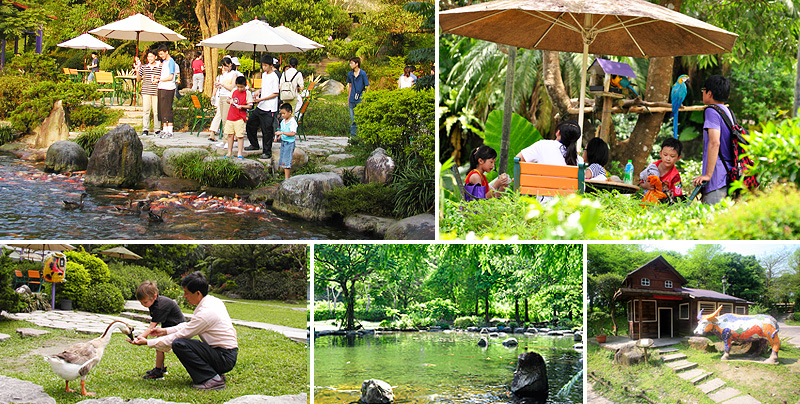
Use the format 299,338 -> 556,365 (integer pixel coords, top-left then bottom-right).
513,157 -> 585,196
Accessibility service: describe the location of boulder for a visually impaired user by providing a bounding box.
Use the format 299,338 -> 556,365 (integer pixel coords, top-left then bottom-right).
161,147 -> 210,178
202,156 -> 267,188
84,125 -> 142,188
685,336 -> 715,352
344,214 -> 398,237
503,338 -> 519,347
527,327 -> 538,334
365,148 -> 395,184
333,166 -> 366,184
714,338 -> 767,356
12,148 -> 47,161
573,333 -> 582,342
15,285 -> 32,294
510,352 -> 548,400
223,394 -> 307,404
44,141 -> 88,173
249,183 -> 281,204
466,327 -> 479,332
19,100 -> 70,149
514,328 -> 526,334
360,379 -> 394,404
140,152 -> 162,178
614,344 -> 644,366
477,337 -> 488,347
318,79 -> 345,96
142,177 -> 201,192
271,146 -> 309,172
489,332 -> 499,338
385,214 -> 435,240
573,343 -> 584,350
327,153 -> 356,163
273,172 -> 344,221
0,375 -> 56,404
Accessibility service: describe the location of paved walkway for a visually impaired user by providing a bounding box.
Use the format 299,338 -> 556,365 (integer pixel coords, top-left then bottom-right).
2,301 -> 307,344
777,313 -> 800,348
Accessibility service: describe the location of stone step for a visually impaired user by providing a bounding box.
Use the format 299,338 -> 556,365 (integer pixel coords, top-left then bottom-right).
662,352 -> 687,362
690,370 -> 712,385
677,367 -> 709,384
666,359 -> 697,372
698,378 -> 727,394
119,312 -> 150,323
118,118 -> 141,124
720,395 -> 762,404
709,387 -> 743,403
658,347 -> 679,353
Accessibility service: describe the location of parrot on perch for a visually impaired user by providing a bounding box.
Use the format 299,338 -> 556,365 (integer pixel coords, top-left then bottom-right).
671,75 -> 690,139
610,74 -> 639,98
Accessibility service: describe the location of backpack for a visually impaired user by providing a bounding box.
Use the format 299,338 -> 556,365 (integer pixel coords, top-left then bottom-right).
279,70 -> 300,101
706,104 -> 759,192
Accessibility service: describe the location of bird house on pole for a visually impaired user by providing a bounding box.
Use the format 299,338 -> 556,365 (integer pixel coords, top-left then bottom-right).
588,58 -> 637,93
588,59 -> 638,142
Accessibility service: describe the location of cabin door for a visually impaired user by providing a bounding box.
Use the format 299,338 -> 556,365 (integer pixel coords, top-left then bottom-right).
658,307 -> 673,338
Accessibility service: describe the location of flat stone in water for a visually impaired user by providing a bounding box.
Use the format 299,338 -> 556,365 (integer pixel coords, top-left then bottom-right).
0,375 -> 56,404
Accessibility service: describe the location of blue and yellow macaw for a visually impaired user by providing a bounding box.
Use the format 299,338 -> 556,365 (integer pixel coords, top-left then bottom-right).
671,75 -> 690,139
611,74 -> 639,98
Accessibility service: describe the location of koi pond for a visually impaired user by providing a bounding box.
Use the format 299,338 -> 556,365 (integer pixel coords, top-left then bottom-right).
0,155 -> 369,240
314,331 -> 583,404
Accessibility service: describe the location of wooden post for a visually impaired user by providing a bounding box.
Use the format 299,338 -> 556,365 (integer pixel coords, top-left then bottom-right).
600,96 -> 613,142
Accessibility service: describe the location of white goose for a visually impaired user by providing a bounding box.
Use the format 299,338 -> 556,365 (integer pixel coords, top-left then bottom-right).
44,320 -> 134,396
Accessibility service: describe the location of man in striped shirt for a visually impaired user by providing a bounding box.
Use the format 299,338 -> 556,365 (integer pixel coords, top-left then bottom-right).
134,49 -> 162,136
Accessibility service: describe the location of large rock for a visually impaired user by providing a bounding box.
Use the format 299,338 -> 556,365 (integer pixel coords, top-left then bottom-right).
161,147 -> 210,178
18,100 -> 69,149
385,214 -> 435,240
685,336 -> 715,352
503,338 -> 519,347
477,336 -> 488,347
141,152 -> 162,178
142,177 -> 201,192
360,379 -> 394,404
74,398 -> 190,404
510,352 -> 548,400
333,166 -> 366,184
44,141 -> 88,173
271,146 -> 309,172
273,172 -> 344,221
614,343 -> 644,366
365,148 -> 395,184
318,79 -> 345,96
249,183 -> 281,204
344,214 -> 398,237
327,153 -> 356,163
84,125 -> 143,188
0,375 -> 56,404
223,394 -> 307,404
202,156 -> 267,188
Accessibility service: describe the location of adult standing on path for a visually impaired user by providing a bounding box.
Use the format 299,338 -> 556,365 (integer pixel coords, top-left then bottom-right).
281,57 -> 304,113
346,57 -> 369,136
191,51 -> 205,92
87,52 -> 100,83
129,271 -> 238,391
246,54 -> 279,158
156,45 -> 179,138
208,57 -> 238,141
134,50 -> 162,136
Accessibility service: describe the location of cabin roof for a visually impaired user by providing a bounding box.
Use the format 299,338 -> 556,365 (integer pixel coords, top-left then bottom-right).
623,255 -> 688,285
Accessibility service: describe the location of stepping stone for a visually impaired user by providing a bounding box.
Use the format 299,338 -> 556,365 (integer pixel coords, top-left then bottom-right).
698,378 -> 726,394
658,347 -> 679,353
16,328 -> 50,338
721,394 -> 762,404
666,359 -> 697,372
690,370 -> 713,385
0,333 -> 10,342
677,368 -> 710,384
662,353 -> 687,362
709,387 -> 743,403
0,375 -> 55,404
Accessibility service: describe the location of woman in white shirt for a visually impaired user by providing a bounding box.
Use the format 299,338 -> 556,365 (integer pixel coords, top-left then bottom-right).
516,120 -> 581,166
208,57 -> 240,141
398,66 -> 417,89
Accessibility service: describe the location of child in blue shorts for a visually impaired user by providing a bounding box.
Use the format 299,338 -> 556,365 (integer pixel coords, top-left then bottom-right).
135,281 -> 185,380
275,103 -> 298,179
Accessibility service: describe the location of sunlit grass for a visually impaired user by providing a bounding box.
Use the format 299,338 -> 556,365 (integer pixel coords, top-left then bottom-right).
208,294 -> 307,330
0,319 -> 308,404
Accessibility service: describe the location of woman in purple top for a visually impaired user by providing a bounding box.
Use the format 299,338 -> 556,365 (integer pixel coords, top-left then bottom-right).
692,75 -> 734,205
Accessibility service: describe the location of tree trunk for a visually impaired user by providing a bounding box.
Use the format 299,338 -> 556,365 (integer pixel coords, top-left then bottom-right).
795,32 -> 800,116
610,303 -> 617,336
499,45 -> 516,175
474,296 -> 479,316
341,280 -> 356,331
484,289 -> 490,324
514,298 -> 520,324
195,0 -> 220,97
542,50 -> 572,128
524,298 -> 529,323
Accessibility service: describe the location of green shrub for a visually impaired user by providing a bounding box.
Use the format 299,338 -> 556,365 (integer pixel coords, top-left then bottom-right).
233,270 -> 306,301
303,95 -> 350,137
392,164 -> 434,217
509,321 -> 519,329
792,312 -> 800,321
453,315 -> 483,329
340,169 -> 361,187
325,61 -> 350,84
68,105 -> 109,129
78,282 -> 124,314
699,184 -> 800,239
0,252 -> 24,313
355,88 -> 434,169
7,52 -> 60,81
0,75 -> 35,119
65,250 -> 110,283
169,151 -> 248,188
100,52 -> 136,76
325,182 -> 396,217
57,261 -> 90,305
73,127 -> 107,157
0,125 -> 15,146
728,57 -> 795,124
744,114 -> 800,189
326,40 -> 368,62
174,91 -> 211,132
18,292 -> 51,313
10,81 -> 98,134
314,301 -> 345,321
408,298 -> 459,321
362,56 -> 407,91
107,262 -> 181,300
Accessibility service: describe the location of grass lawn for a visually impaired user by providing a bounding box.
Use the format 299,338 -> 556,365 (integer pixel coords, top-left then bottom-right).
588,338 -> 800,404
0,319 -> 308,404
204,294 -> 307,330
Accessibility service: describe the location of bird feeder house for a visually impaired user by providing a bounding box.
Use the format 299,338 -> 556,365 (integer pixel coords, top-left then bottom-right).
43,252 -> 67,283
587,58 -> 637,142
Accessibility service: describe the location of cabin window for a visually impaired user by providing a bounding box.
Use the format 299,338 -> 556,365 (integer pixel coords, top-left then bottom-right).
719,303 -> 733,315
679,303 -> 689,320
641,300 -> 656,322
665,280 -> 673,289
735,306 -> 746,315
641,278 -> 650,287
699,301 -> 716,316
627,301 -> 633,321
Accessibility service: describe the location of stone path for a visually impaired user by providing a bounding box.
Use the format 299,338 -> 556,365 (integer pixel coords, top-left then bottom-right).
777,313 -> 800,348
657,347 -> 762,404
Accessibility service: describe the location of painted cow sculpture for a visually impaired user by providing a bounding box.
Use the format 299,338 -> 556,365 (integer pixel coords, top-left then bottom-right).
693,306 -> 780,364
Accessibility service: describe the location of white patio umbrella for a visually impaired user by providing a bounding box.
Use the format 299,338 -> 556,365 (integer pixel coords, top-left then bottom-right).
198,19 -> 306,53
98,246 -> 142,260
89,13 -> 187,59
274,25 -> 325,51
58,33 -> 114,69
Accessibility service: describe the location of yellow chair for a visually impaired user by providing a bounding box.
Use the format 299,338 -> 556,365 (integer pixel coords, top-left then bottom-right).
94,71 -> 118,105
190,95 -> 216,136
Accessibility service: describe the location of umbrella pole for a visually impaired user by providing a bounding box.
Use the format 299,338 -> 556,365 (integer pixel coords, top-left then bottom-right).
498,45 -> 516,176
136,31 -> 140,61
577,41 -> 589,151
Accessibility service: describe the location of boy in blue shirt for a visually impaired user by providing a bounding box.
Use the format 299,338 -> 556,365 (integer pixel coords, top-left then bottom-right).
346,57 -> 369,136
274,103 -> 298,180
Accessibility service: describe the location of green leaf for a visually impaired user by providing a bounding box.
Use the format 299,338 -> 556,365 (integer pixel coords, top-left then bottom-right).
482,109 -> 543,175
690,110 -> 705,124
679,126 -> 701,142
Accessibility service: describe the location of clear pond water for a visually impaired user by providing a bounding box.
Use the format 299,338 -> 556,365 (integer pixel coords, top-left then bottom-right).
0,154 -> 370,240
314,332 -> 583,404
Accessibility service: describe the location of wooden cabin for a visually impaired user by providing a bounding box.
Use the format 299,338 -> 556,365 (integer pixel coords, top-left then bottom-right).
613,255 -> 751,339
